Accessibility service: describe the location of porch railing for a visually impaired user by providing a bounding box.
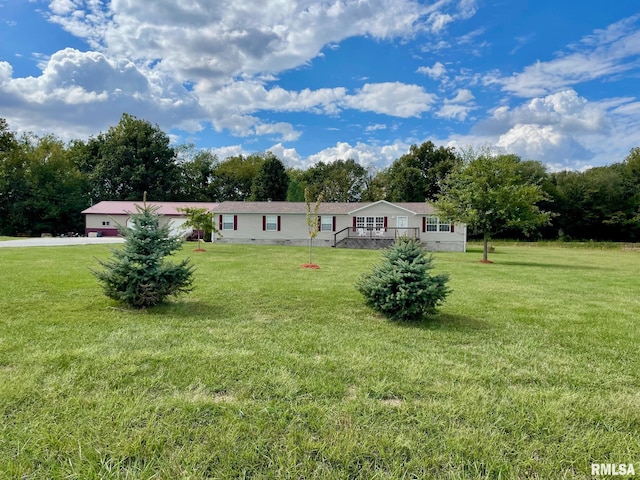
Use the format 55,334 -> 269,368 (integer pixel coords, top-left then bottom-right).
333,227 -> 420,247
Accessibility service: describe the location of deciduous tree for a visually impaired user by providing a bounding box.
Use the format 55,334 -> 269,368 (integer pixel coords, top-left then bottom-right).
84,113 -> 181,201
385,141 -> 461,202
436,149 -> 551,262
305,187 -> 323,266
178,206 -> 219,250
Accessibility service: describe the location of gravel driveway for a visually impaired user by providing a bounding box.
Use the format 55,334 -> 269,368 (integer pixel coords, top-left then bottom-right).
0,237 -> 126,248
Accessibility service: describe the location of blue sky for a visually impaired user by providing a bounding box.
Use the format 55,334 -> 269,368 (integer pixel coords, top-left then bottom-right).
1,1 -> 639,171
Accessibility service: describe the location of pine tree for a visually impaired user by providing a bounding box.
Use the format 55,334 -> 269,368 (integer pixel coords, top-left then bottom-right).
356,237 -> 450,321
93,201 -> 194,308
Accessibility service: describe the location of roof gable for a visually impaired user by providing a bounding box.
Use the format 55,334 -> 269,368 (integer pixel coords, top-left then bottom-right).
348,200 -> 429,215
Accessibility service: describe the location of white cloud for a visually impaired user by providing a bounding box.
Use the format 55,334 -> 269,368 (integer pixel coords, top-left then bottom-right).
496,124 -> 593,163
428,12 -> 453,33
446,88 -> 475,104
416,61 -> 447,79
305,140 -> 409,168
485,90 -> 609,134
343,82 -> 436,118
437,104 -> 472,121
46,0 -> 430,86
466,89 -> 613,166
255,122 -> 301,142
0,48 -> 202,139
500,15 -> 640,97
436,88 -> 475,120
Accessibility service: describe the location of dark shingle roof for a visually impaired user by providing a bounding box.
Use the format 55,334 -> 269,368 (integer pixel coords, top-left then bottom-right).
214,200 -> 436,215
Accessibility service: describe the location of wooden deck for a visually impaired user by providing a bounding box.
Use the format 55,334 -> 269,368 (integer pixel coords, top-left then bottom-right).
333,227 -> 420,248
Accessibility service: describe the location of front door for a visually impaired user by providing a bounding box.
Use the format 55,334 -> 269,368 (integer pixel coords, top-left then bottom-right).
396,216 -> 408,236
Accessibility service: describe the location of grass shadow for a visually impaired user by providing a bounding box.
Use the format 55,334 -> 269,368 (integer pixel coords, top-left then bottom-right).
394,312 -> 491,332
498,260 -> 605,270
143,299 -> 226,318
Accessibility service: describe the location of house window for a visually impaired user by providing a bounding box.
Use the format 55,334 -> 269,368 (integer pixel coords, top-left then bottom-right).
102,221 -> 110,226
438,219 -> 451,232
222,215 -> 235,230
425,216 -> 451,232
425,216 -> 438,232
357,216 -> 385,231
265,215 -> 278,231
320,216 -> 333,232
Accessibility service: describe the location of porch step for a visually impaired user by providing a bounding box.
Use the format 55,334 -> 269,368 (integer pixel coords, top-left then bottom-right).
335,237 -> 395,249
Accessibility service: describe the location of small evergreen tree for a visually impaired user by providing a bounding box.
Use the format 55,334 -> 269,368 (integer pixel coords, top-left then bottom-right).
93,201 -> 194,308
356,237 -> 450,321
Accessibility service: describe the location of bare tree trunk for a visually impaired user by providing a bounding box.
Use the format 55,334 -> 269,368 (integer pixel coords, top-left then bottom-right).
483,232 -> 489,262
309,237 -> 312,264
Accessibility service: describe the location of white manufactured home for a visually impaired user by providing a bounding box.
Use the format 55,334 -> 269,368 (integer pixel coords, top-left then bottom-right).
82,201 -> 219,238
214,200 -> 466,252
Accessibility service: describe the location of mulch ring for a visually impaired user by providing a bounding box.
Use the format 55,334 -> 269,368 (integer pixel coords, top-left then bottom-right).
300,263 -> 320,269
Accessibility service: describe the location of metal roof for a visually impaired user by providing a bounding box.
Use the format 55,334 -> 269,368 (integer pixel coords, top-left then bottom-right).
82,201 -> 219,216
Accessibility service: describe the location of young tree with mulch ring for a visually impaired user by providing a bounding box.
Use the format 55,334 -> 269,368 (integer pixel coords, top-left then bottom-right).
178,206 -> 220,251
303,187 -> 324,268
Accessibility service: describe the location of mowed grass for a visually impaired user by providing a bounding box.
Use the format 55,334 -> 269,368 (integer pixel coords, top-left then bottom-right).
0,243 -> 639,479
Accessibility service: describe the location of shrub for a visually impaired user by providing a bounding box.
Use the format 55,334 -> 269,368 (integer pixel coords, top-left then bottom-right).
93,202 -> 194,308
356,237 -> 450,321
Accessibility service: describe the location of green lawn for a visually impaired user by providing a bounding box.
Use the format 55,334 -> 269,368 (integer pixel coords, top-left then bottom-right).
1,243 -> 639,479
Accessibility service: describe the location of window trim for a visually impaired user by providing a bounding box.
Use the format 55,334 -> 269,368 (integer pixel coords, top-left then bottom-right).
423,216 -> 453,233
320,215 -> 334,232
265,215 -> 278,231
221,214 -> 236,231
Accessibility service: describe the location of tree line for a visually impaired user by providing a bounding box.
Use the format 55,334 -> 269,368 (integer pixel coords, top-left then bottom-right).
1,114 -> 638,241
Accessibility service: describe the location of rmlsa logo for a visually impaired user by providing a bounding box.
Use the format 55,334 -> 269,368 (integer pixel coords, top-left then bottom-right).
591,463 -> 635,476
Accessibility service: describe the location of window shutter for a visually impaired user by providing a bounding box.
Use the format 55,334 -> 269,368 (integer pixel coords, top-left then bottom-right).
233,215 -> 238,230
317,216 -> 321,231
219,215 -> 223,230
262,215 -> 266,231
352,217 -> 357,232
422,217 -> 426,233
384,216 -> 388,229
333,216 -> 336,232
451,224 -> 455,233
277,215 -> 281,231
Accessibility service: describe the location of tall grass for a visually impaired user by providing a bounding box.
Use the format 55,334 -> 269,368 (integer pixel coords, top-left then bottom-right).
0,243 -> 639,479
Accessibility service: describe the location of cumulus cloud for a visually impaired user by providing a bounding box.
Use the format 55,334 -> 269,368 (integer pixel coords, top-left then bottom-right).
436,89 -> 475,120
416,61 -> 447,79
305,140 -> 410,168
343,82 -> 436,118
0,48 -> 203,138
496,124 -> 594,164
46,0 -> 429,86
483,90 -> 609,135
469,90 -> 610,165
2,0 -> 473,143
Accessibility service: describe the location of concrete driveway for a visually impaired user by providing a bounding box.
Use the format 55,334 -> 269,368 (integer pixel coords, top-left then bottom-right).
0,237 -> 126,248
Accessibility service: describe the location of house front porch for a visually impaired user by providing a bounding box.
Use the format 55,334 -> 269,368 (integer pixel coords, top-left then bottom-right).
333,227 -> 420,249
